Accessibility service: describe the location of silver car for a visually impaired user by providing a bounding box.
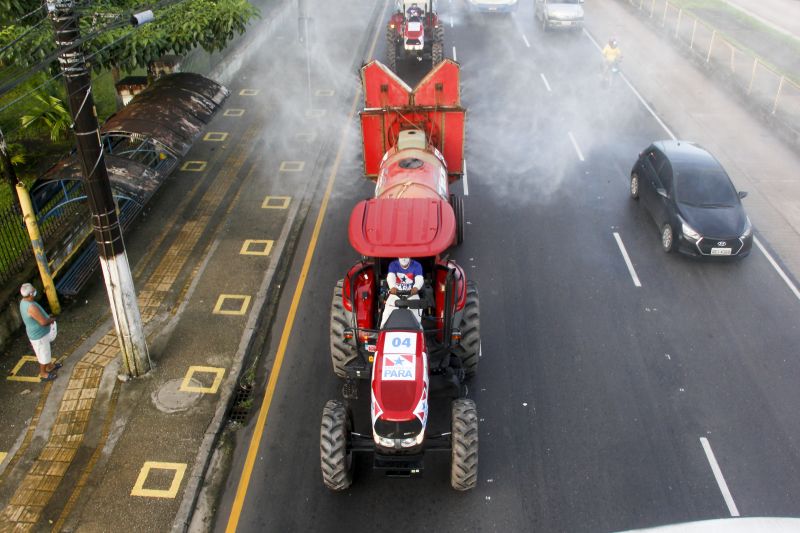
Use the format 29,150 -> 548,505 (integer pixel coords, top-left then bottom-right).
534,0 -> 584,31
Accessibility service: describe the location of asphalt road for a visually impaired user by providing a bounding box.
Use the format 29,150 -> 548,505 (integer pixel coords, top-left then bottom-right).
214,1 -> 800,531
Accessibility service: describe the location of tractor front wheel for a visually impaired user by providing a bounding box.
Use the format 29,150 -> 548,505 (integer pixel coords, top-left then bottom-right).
453,281 -> 480,377
320,400 -> 353,491
450,398 -> 478,491
330,279 -> 358,378
450,194 -> 464,246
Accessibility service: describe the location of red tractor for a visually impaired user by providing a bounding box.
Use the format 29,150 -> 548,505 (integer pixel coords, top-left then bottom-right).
320,60 -> 480,491
386,0 -> 445,73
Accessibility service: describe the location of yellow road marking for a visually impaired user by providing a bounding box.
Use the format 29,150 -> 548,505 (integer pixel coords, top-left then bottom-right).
6,356 -> 40,382
295,132 -> 315,142
240,239 -> 274,256
224,109 -> 246,117
279,161 -> 305,172
180,366 -> 226,394
315,89 -> 335,96
181,161 -> 207,172
131,461 -> 187,498
305,109 -> 326,118
224,2 -> 388,529
204,132 -> 229,142
213,295 -> 251,316
261,196 -> 291,209
239,89 -> 259,96
0,452 -> 7,464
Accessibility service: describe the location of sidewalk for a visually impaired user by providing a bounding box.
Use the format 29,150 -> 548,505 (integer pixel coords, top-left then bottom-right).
587,0 -> 800,285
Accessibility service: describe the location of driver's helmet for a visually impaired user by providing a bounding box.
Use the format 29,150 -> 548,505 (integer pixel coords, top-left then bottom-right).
609,38 -> 618,48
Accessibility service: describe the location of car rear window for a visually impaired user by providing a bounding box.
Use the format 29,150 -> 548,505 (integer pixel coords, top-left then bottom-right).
674,165 -> 739,207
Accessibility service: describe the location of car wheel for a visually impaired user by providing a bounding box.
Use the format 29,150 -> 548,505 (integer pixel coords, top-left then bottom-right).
661,224 -> 675,253
630,173 -> 639,200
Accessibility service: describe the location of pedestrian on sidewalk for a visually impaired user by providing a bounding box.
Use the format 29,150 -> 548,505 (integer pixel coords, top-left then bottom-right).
19,283 -> 60,382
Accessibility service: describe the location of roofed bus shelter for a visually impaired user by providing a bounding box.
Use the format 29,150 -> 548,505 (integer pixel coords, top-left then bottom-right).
29,72 -> 229,296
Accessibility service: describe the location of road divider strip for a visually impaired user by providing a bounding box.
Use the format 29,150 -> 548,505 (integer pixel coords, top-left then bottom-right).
613,232 -> 642,287
700,437 -> 740,517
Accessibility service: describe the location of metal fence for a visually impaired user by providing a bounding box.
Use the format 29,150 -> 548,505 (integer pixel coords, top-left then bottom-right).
0,181 -> 88,286
623,0 -> 800,136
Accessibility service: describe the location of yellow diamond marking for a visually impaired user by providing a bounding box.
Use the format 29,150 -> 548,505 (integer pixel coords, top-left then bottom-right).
203,132 -> 229,142
305,109 -> 326,118
261,196 -> 291,209
224,108 -> 245,117
7,356 -> 40,382
239,89 -> 259,96
240,239 -> 274,256
279,161 -> 305,172
131,461 -> 187,498
179,366 -> 226,394
315,89 -> 335,96
181,161 -> 207,172
213,294 -> 251,316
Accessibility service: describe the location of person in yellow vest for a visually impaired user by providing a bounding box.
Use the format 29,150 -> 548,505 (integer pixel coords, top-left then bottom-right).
601,38 -> 623,82
19,283 -> 60,381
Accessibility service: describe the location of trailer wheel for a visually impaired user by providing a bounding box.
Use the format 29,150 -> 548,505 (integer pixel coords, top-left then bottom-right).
451,398 -> 478,491
320,400 -> 353,491
450,194 -> 464,246
453,281 -> 480,377
330,279 -> 357,378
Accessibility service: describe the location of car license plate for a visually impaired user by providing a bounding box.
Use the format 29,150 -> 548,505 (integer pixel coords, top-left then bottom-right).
711,247 -> 732,256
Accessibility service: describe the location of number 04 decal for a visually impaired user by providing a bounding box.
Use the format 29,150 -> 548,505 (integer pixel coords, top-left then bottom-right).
384,332 -> 416,354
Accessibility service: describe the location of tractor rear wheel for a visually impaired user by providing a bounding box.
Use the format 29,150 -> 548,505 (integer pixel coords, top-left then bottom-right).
450,194 -> 464,246
330,279 -> 357,378
320,400 -> 353,491
432,41 -> 444,66
453,281 -> 480,377
387,29 -> 399,71
450,398 -> 478,491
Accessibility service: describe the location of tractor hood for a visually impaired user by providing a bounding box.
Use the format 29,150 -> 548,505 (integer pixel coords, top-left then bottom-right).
371,330 -> 428,433
348,197 -> 456,257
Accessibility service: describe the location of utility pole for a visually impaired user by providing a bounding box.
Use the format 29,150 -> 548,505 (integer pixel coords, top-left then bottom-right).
48,0 -> 151,377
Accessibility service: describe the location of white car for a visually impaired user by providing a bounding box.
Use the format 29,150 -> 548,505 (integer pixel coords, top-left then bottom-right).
467,0 -> 518,13
535,0 -> 584,31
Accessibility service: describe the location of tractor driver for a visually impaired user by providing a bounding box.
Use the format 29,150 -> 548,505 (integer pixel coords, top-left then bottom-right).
407,3 -> 424,19
381,257 -> 424,327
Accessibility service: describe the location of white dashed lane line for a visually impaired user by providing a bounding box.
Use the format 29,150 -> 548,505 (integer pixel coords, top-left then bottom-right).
450,16 -> 454,28
613,232 -> 642,287
462,159 -> 469,196
452,45 -> 457,62
568,131 -> 585,162
522,33 -> 531,48
540,73 -> 552,92
700,437 -> 741,517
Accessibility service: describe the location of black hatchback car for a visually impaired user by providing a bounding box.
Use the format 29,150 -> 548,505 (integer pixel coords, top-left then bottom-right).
630,141 -> 752,257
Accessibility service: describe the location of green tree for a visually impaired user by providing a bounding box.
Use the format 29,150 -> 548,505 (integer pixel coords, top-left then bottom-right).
20,90 -> 71,142
0,0 -> 259,74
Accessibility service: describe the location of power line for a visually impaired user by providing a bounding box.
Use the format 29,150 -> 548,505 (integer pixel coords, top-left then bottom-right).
0,17 -> 50,56
5,2 -> 47,25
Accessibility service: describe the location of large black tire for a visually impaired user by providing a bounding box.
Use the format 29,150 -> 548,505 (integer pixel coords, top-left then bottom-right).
450,399 -> 478,491
449,194 -> 464,246
330,279 -> 357,378
432,26 -> 444,66
661,224 -> 675,253
320,400 -> 353,491
453,281 -> 480,377
386,28 -> 399,72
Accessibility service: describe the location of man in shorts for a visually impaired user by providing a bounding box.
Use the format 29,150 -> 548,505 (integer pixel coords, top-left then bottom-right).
19,283 -> 60,381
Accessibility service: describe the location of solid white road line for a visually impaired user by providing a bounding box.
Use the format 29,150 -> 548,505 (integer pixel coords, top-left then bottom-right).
452,45 -> 457,62
540,73 -> 552,92
700,437 -> 741,517
613,232 -> 642,287
522,33 -> 531,48
568,131 -> 585,162
754,237 -> 800,301
450,16 -> 454,28
463,159 -> 469,196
